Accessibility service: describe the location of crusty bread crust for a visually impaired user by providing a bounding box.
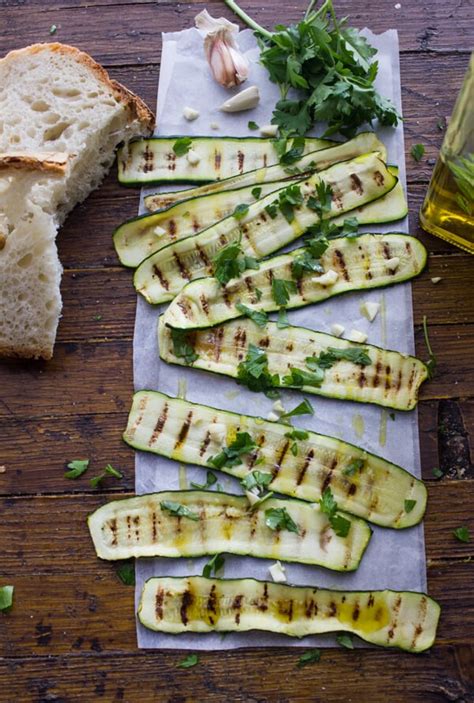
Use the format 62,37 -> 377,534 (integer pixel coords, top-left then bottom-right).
0,342 -> 54,361
0,42 -> 155,134
0,152 -> 69,173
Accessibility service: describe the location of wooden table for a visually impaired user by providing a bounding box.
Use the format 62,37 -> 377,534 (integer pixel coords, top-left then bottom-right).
1,1 -> 473,700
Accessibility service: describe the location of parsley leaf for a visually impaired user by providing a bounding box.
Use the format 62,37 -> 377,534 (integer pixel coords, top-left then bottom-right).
178,654 -> 199,668
404,499 -> 417,514
208,432 -> 257,470
115,561 -> 135,586
265,202 -> 279,219
90,464 -> 123,488
277,307 -> 290,329
317,346 -> 372,368
160,501 -> 200,521
235,302 -> 268,328
337,633 -> 354,649
170,328 -> 198,365
272,278 -> 297,306
453,526 -> 471,543
411,143 -> 425,162
248,120 -> 259,130
277,183 -> 304,222
172,137 -> 193,156
237,344 -> 281,396
232,203 -> 250,221
433,467 -> 444,479
191,470 -> 218,490
343,458 -> 365,476
318,487 -> 351,537
291,249 -> 325,279
282,366 -> 325,388
213,239 -> 259,286
241,470 -> 273,492
280,398 -> 314,421
265,507 -> 299,533
297,649 -> 321,667
203,553 -> 225,578
0,585 -> 14,612
64,458 -> 89,479
279,136 -> 306,165
251,186 -> 262,199
422,315 -> 436,379
284,427 -> 310,456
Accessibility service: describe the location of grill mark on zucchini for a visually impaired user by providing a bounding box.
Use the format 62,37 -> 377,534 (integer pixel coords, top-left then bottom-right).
273,440 -> 291,479
199,430 -> 212,457
152,265 -> 170,291
143,145 -> 154,173
152,512 -> 157,542
149,403 -> 169,446
155,587 -> 164,620
174,410 -> 193,449
321,455 -> 338,493
374,170 -> 385,187
173,252 -> 191,281
232,594 -> 243,624
296,449 -> 315,486
200,294 -> 210,316
195,244 -> 211,267
180,589 -> 193,625
387,594 -> 402,640
237,150 -> 245,172
350,173 -> 364,195
214,151 -> 221,172
108,518 -> 118,547
333,249 -> 350,281
214,327 -> 225,361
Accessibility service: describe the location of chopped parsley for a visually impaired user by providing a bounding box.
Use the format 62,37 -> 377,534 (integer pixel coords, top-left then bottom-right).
278,136 -> 306,165
307,181 -> 333,217
251,186 -> 262,199
432,467 -> 444,479
343,458 -> 364,477
277,183 -> 304,222
282,366 -> 325,388
191,470 -> 218,490
160,501 -> 200,521
177,654 -> 199,668
337,633 -> 354,649
235,302 -> 268,328
241,470 -> 273,493
248,120 -> 259,131
208,432 -> 257,470
277,307 -> 290,329
453,526 -> 471,543
297,649 -> 321,667
411,143 -> 425,162
203,553 -> 225,578
284,428 -> 310,456
265,507 -> 299,533
265,202 -> 279,219
236,344 -> 281,396
404,499 -> 417,514
90,464 -> 123,488
319,487 -> 351,537
232,203 -> 250,220
255,288 -> 263,301
0,585 -> 14,612
280,398 -> 314,421
115,561 -> 135,586
271,278 -> 297,306
212,239 -> 259,286
170,328 -> 198,365
64,458 -> 89,479
316,346 -> 372,368
172,137 -> 193,156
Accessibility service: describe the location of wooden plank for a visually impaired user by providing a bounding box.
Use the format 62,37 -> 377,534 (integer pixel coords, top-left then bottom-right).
1,0 -> 472,61
1,484 -> 473,575
0,562 -> 472,656
0,644 -> 473,702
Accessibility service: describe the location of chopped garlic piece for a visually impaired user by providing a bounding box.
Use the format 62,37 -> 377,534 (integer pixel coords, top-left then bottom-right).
431,276 -> 442,284
386,256 -> 400,272
330,323 -> 345,338
183,106 -> 200,121
245,489 -> 260,506
269,561 -> 287,583
312,269 -> 339,286
267,411 -> 280,422
186,149 -> 201,165
347,329 -> 368,343
153,225 -> 167,238
259,124 -> 279,137
272,399 -> 286,417
209,422 -> 226,443
219,85 -> 260,112
210,121 -> 220,130
360,301 -> 380,322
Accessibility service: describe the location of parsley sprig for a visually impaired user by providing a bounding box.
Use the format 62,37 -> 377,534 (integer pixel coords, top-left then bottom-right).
224,0 -> 399,138
318,487 -> 351,537
170,328 -> 198,365
236,344 -> 281,397
212,238 -> 259,286
208,432 -> 257,470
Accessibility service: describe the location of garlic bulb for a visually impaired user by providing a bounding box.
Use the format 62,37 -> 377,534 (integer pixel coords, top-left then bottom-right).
195,9 -> 249,89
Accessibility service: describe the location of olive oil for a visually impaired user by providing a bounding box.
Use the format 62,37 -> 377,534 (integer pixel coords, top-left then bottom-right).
420,154 -> 474,253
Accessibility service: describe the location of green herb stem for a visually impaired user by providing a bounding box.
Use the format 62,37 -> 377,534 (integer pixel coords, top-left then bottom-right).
223,0 -> 273,39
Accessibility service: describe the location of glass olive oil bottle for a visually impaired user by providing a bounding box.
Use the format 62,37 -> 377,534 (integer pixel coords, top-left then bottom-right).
420,53 -> 474,253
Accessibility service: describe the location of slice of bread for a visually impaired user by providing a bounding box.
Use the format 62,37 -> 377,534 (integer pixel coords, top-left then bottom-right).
0,43 -> 155,359
0,155 -> 66,359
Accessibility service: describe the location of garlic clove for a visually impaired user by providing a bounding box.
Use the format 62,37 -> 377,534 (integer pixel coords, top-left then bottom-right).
330,323 -> 345,338
219,85 -> 260,113
259,124 -> 279,137
312,269 -> 339,286
182,106 -> 200,121
186,149 -> 201,166
360,301 -> 380,322
347,329 -> 368,343
196,9 -> 249,89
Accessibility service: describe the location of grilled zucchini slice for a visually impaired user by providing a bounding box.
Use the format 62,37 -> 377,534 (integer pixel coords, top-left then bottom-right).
115,166 -> 405,269
158,318 -> 428,411
143,132 -> 387,211
118,135 -> 333,185
139,576 -> 441,653
123,391 -> 427,528
134,153 -> 397,304
88,490 -> 371,571
162,233 -> 426,331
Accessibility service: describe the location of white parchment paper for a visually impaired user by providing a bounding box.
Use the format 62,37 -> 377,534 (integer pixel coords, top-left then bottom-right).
133,27 -> 426,649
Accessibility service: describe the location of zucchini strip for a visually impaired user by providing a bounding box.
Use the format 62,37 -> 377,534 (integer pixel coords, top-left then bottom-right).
158,318 -> 428,411
134,153 -> 397,304
123,390 -> 427,528
118,136 -> 333,186
143,132 -> 387,211
88,490 -> 371,571
138,576 -> 441,653
162,233 -> 426,331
